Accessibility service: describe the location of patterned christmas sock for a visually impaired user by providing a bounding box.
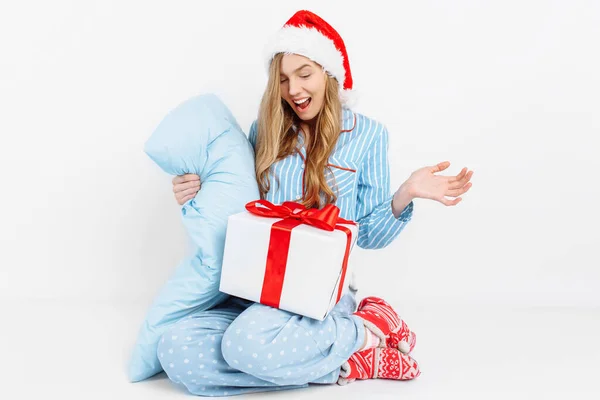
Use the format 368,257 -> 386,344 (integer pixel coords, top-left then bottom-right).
387,319 -> 417,354
337,347 -> 421,385
354,296 -> 416,353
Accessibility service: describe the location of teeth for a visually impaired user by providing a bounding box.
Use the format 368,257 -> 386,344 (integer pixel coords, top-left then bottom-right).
293,98 -> 309,105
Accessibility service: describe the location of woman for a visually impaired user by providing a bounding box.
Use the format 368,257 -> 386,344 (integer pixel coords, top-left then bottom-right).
164,10 -> 473,396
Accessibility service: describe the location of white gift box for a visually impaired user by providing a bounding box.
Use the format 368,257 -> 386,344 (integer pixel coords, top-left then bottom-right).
219,205 -> 359,321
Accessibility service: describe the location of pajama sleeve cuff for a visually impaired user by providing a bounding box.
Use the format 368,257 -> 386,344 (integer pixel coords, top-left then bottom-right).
394,198 -> 414,222
357,197 -> 414,249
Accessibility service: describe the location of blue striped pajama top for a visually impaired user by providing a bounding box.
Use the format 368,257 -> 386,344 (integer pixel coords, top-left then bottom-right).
248,107 -> 413,250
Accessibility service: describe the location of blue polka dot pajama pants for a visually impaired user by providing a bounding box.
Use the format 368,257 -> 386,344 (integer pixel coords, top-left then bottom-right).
157,293 -> 366,396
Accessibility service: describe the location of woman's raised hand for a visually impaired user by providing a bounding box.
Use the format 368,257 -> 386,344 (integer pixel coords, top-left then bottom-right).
395,161 -> 473,209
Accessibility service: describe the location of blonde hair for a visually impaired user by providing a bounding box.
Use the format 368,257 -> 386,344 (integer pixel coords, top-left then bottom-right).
254,53 -> 343,209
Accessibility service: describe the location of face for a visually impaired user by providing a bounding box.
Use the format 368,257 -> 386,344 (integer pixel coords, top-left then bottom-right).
279,54 -> 327,122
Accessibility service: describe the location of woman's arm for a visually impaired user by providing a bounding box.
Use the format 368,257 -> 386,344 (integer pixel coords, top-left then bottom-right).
355,125 -> 474,249
355,126 -> 414,250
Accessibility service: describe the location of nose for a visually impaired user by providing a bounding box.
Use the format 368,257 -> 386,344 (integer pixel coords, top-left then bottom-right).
288,77 -> 301,97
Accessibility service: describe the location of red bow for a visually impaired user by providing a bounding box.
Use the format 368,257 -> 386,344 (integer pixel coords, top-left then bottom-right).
244,199 -> 356,311
245,199 -> 355,231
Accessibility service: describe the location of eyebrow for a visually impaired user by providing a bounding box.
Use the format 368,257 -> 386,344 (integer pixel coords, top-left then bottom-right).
280,64 -> 313,77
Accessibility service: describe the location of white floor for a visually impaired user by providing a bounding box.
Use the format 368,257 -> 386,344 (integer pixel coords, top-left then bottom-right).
2,298 -> 599,400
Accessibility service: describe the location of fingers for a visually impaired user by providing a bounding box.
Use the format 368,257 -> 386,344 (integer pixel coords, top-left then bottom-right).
175,187 -> 199,205
449,167 -> 467,182
438,196 -> 462,206
446,182 -> 472,197
173,179 -> 201,193
172,174 -> 200,185
177,186 -> 200,198
172,174 -> 200,205
448,169 -> 473,189
430,161 -> 450,173
177,193 -> 196,206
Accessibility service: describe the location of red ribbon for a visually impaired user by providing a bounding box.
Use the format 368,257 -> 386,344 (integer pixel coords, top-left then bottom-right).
245,200 -> 355,310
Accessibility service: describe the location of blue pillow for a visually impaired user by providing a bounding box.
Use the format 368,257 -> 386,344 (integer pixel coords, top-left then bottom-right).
128,93 -> 260,382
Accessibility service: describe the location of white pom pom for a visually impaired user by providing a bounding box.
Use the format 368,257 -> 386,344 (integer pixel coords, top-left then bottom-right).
398,340 -> 411,354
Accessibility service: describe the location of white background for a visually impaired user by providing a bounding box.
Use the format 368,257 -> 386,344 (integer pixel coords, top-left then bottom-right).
1,1 -> 599,399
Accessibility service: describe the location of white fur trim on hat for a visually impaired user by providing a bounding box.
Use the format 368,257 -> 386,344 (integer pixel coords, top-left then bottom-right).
264,25 -> 347,90
338,86 -> 358,107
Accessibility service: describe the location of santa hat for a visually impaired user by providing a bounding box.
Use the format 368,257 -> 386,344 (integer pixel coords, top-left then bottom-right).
264,10 -> 354,103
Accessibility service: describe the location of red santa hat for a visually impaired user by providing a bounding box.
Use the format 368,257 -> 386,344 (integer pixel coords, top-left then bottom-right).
264,10 -> 354,102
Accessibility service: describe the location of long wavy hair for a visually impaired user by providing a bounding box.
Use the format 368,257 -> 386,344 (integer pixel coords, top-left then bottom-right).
254,53 -> 343,209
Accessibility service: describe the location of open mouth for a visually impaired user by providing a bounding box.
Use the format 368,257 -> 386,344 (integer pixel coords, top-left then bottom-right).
293,97 -> 312,112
